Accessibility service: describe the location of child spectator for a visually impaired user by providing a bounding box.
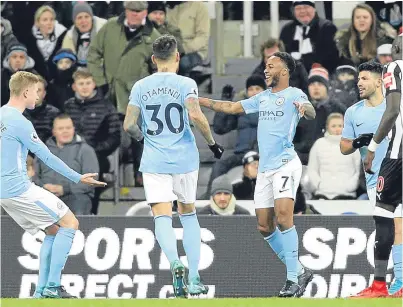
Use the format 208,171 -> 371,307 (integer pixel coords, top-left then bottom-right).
329,65 -> 359,109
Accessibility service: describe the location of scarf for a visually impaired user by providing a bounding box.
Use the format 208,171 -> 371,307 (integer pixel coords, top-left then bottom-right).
32,22 -> 66,61
209,195 -> 237,216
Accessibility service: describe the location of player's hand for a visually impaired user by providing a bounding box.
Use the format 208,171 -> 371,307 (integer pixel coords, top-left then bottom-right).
353,133 -> 373,149
293,102 -> 306,117
364,150 -> 375,174
209,142 -> 224,159
80,173 -> 107,187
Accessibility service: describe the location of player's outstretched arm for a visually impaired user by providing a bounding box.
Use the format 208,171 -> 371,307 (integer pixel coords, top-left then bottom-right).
199,97 -> 245,114
123,105 -> 144,142
80,173 -> 107,187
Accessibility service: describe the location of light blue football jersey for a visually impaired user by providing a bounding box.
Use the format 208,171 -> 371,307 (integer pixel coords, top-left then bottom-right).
342,99 -> 389,188
129,72 -> 199,174
0,105 -> 81,199
240,87 -> 310,172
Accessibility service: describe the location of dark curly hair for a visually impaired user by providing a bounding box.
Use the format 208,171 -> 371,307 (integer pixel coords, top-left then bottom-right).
153,34 -> 177,61
272,52 -> 296,74
358,61 -> 383,75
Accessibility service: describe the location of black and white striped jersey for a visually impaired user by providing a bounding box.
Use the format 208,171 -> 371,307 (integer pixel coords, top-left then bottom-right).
382,60 -> 403,159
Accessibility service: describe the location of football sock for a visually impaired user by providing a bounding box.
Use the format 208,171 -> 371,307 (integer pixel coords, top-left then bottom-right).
179,211 -> 201,280
36,235 -> 55,293
373,216 -> 394,282
46,228 -> 76,287
393,244 -> 403,281
265,227 -> 304,275
154,215 -> 179,264
281,226 -> 299,283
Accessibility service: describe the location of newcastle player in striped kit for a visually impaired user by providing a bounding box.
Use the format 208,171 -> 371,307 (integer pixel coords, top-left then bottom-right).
362,34 -> 403,298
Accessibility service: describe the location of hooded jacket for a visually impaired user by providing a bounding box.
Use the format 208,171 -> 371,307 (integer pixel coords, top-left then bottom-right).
198,195 -> 250,216
1,18 -> 19,64
33,134 -> 99,197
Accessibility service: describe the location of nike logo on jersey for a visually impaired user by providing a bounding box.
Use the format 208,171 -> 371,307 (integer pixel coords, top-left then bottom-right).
356,123 -> 364,127
279,188 -> 290,193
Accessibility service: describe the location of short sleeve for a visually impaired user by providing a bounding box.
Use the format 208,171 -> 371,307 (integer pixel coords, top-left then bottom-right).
129,81 -> 141,107
294,89 -> 311,105
342,107 -> 355,140
240,95 -> 259,114
182,77 -> 199,100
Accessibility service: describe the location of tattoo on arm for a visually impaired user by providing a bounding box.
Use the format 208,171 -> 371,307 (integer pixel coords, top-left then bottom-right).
124,105 -> 143,141
373,92 -> 401,144
185,98 -> 215,145
208,99 -> 244,114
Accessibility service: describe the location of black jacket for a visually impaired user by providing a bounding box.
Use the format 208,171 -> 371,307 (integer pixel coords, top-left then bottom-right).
198,204 -> 250,216
47,66 -> 76,111
24,102 -> 60,142
232,176 -> 256,200
64,91 -> 121,157
252,60 -> 309,94
280,14 -> 339,73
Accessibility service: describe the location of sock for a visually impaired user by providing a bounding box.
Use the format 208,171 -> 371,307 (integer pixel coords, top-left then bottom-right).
154,215 -> 179,264
373,216 -> 394,282
281,226 -> 299,283
393,244 -> 403,281
179,212 -> 201,280
46,228 -> 76,287
265,227 -> 304,275
36,235 -> 55,293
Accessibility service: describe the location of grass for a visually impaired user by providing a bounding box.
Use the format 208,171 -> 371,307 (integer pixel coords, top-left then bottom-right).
1,298 -> 402,307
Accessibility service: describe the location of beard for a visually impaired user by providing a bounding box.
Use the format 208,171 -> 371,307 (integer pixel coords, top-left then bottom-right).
268,74 -> 280,87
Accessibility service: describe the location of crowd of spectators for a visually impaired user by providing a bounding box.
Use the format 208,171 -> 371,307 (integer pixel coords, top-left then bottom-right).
1,1 -> 401,215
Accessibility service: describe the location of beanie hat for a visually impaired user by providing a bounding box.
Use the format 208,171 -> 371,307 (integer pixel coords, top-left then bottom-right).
377,44 -> 392,56
293,1 -> 315,8
211,175 -> 233,196
246,75 -> 267,90
72,2 -> 93,21
335,65 -> 357,77
308,67 -> 329,88
7,43 -> 28,57
52,48 -> 77,64
242,151 -> 259,166
148,1 -> 166,14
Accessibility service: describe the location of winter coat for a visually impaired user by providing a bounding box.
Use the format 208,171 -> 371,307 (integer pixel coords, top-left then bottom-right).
33,134 -> 99,197
63,91 -> 121,158
307,134 -> 361,199
1,18 -> 19,65
23,102 -> 60,142
198,195 -> 250,216
46,66 -> 76,111
213,91 -> 258,154
232,176 -> 256,200
87,15 -> 160,113
166,1 -> 210,60
280,14 -> 339,73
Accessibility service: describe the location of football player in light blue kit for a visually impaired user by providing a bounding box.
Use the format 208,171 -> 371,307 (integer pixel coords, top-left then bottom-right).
0,71 -> 106,299
123,35 -> 223,298
199,52 -> 316,297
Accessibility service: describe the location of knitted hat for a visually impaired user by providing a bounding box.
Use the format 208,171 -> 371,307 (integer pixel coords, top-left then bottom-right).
242,151 -> 259,166
124,1 -> 148,11
308,67 -> 329,88
246,75 -> 267,90
211,175 -> 233,196
7,43 -> 28,57
293,1 -> 315,8
52,48 -> 77,64
72,2 -> 93,21
148,1 -> 166,14
335,65 -> 357,77
377,44 -> 392,55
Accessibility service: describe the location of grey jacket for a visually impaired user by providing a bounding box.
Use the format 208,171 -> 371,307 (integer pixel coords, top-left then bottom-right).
33,135 -> 99,196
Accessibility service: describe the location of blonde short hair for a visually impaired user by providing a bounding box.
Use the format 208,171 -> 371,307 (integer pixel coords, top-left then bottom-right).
9,71 -> 39,97
326,112 -> 344,127
35,5 -> 56,22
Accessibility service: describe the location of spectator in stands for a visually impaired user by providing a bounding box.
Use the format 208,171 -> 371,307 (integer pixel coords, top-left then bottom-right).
166,1 -> 210,76
33,114 -> 99,215
62,2 -> 107,67
199,175 -> 250,216
64,69 -> 121,214
147,1 -> 185,55
87,1 -> 160,114
24,75 -> 60,142
252,38 -> 308,94
27,155 -> 35,179
366,1 -> 402,31
280,1 -> 339,73
1,43 -> 36,106
329,65 -> 359,109
1,18 -> 18,65
294,67 -> 346,165
23,5 -> 67,81
376,43 -> 393,65
232,151 -> 259,201
47,48 -> 77,111
207,75 -> 265,194
307,113 -> 361,200
336,3 -> 395,67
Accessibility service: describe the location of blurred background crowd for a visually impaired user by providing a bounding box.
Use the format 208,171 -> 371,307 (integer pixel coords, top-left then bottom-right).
1,0 -> 401,216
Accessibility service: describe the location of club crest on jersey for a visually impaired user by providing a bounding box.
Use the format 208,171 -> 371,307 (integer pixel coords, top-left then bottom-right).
275,97 -> 285,106
30,132 -> 40,143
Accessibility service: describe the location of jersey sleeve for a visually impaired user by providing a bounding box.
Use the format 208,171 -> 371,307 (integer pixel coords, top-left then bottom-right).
182,77 -> 199,100
240,95 -> 259,114
342,107 -> 355,140
17,120 -> 82,183
383,62 -> 402,95
129,81 -> 142,107
293,89 -> 311,105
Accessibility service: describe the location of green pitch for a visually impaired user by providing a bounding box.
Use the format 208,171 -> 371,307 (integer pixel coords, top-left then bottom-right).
1,298 -> 402,307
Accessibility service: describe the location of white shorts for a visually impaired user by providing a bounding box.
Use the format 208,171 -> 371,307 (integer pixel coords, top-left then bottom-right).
0,183 -> 69,235
254,156 -> 302,209
143,170 -> 198,204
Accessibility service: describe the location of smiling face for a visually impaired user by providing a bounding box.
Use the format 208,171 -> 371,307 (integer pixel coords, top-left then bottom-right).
75,12 -> 92,33
264,56 -> 286,88
294,4 -> 316,25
